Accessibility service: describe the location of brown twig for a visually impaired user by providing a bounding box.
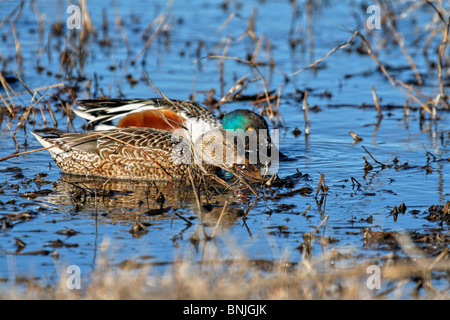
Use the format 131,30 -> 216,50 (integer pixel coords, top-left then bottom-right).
0,92 -> 14,117
303,90 -> 311,135
113,0 -> 131,56
194,55 -> 272,110
132,15 -> 166,64
288,31 -> 359,77
301,205 -> 311,217
378,0 -> 422,86
99,131 -> 174,183
219,36 -> 231,98
211,201 -> 228,238
10,21 -> 22,73
0,73 -> 17,112
12,70 -> 48,125
362,145 -> 386,168
315,173 -> 326,198
0,146 -> 55,162
371,85 -> 383,118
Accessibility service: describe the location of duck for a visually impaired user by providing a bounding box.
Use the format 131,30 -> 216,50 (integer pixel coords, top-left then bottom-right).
74,98 -> 285,165
31,127 -> 263,182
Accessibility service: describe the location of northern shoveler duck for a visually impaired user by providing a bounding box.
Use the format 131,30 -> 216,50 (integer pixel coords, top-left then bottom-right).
74,99 -> 220,143
74,98 -> 285,164
31,127 -> 262,182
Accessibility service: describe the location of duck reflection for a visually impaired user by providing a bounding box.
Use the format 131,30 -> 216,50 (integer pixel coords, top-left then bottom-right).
42,174 -> 250,234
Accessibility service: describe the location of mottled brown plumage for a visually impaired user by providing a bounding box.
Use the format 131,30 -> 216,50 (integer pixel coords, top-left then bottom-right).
32,127 -> 262,182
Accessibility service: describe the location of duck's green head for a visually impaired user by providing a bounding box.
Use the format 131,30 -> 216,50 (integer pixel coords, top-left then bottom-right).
222,109 -> 287,165
222,109 -> 269,132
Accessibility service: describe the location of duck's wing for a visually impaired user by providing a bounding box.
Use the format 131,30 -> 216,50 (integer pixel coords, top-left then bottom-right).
32,128 -> 183,161
74,98 -> 220,132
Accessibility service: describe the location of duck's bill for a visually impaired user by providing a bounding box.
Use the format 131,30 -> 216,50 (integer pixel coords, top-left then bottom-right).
232,158 -> 266,183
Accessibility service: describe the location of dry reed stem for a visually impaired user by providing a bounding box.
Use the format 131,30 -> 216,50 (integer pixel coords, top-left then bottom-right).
301,205 -> 311,216
113,0 -> 131,56
0,145 -> 55,162
242,202 -> 254,219
288,29 -> 445,114
217,75 -> 251,106
79,0 -> 96,42
187,167 -> 201,213
143,77 -> 260,197
287,31 -> 359,77
395,79 -> 432,101
98,131 -> 174,183
371,85 -> 383,118
395,81 -> 432,114
0,1 -> 23,31
275,82 -> 283,126
315,173 -> 325,198
0,92 -> 14,117
362,145 -> 387,168
14,83 -> 65,96
425,1 -> 450,107
211,201 -> 228,238
0,73 -> 17,113
251,34 -> 264,63
144,73 -> 259,197
13,92 -> 47,139
194,55 -> 272,110
12,71 -> 48,125
437,17 -> 449,108
237,8 -> 258,41
54,97 -> 76,133
303,90 -> 310,135
217,12 -> 235,33
10,22 -> 22,73
3,130 -> 175,182
2,235 -> 449,299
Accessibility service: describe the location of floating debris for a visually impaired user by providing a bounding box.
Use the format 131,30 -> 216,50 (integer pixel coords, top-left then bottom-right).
14,237 -> 26,252
19,189 -> 53,199
55,228 -> 79,237
349,130 -> 363,142
425,201 -> 450,225
45,239 -> 79,248
129,222 -> 149,238
361,227 -> 397,247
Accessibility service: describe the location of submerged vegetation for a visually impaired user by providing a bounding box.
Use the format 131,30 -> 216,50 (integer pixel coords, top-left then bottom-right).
0,0 -> 449,299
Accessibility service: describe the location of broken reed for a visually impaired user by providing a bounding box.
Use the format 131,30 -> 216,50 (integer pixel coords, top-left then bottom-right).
303,90 -> 311,135
371,85 -> 382,118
